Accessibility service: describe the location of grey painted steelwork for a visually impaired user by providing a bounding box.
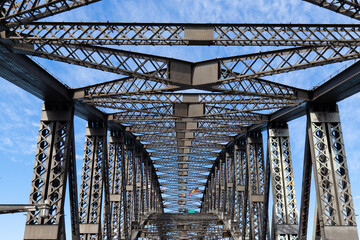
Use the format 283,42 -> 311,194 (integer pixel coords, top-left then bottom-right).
268,124 -> 299,240
0,0 -> 100,27
0,0 -> 359,239
137,213 -> 230,239
104,130 -> 163,239
78,122 -> 108,240
6,22 -> 360,46
201,134 -> 266,240
304,0 -> 360,20
306,104 -> 358,240
24,102 -> 75,240
0,203 -> 50,215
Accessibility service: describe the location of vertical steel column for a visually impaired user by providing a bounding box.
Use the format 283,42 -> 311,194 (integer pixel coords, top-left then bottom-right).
78,122 -> 108,240
124,136 -> 134,238
219,155 -> 226,215
69,128 -> 81,240
307,104 -> 358,239
133,147 -> 142,229
122,135 -> 130,239
234,140 -> 247,238
214,165 -> 220,214
146,161 -> 153,214
142,157 -> 153,215
104,130 -> 125,239
246,132 -> 265,240
226,148 -> 235,220
130,142 -> 138,231
207,167 -> 214,214
210,172 -> 216,213
298,129 -> 313,240
139,155 -> 145,218
149,166 -> 155,213
268,124 -> 299,240
24,102 -> 74,240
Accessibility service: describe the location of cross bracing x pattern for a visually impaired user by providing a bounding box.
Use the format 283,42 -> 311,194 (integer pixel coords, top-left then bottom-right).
0,0 -> 360,239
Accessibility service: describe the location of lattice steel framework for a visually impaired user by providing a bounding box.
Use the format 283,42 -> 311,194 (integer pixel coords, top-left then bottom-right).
305,104 -> 358,239
78,122 -> 108,240
24,102 -> 76,240
138,213 -> 231,239
0,0 -> 359,239
268,124 -> 299,240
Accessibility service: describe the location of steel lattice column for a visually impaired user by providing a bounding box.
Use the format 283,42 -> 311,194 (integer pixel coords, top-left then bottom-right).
246,132 -> 266,240
124,137 -> 135,237
225,148 -> 235,221
24,102 -> 75,240
103,130 -> 126,239
234,140 -> 248,239
268,124 -> 299,240
78,122 -> 108,240
306,104 -> 358,240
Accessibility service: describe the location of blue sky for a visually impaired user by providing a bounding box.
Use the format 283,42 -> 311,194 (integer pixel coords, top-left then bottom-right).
1,0 -> 360,239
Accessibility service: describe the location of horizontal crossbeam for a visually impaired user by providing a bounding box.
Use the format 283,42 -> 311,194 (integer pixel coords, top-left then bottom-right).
196,45 -> 360,85
0,0 -> 100,27
6,22 -> 360,46
304,0 -> 360,20
11,43 -> 193,86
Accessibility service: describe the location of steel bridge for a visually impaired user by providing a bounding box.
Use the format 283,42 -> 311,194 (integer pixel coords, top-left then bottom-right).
0,0 -> 360,239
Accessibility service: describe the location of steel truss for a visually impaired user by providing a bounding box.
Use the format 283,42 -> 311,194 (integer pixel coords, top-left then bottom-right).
78,122 -> 108,240
0,0 -> 100,27
0,0 -> 360,239
304,103 -> 358,239
137,213 -> 232,239
5,22 -> 360,46
201,134 -> 267,240
304,0 -> 360,20
24,102 -> 77,240
268,124 -> 299,240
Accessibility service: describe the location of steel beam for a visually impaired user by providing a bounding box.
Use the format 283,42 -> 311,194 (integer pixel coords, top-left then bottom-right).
298,128 -> 313,240
245,60 -> 360,134
246,132 -> 266,240
11,43 -> 192,87
24,102 -> 74,240
73,76 -> 309,100
0,0 -> 101,27
68,129 -> 80,240
6,22 -> 360,46
105,130 -> 126,239
307,103 -> 358,240
268,123 -> 299,240
195,46 -> 360,86
303,0 -> 360,20
78,122 -> 108,240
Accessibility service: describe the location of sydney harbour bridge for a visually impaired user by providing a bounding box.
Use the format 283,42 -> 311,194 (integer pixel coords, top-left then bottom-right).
0,0 -> 360,239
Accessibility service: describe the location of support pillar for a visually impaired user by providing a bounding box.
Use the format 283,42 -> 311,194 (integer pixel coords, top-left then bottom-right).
225,149 -> 235,220
104,130 -> 126,239
24,102 -> 74,240
307,103 -> 358,240
246,132 -> 265,240
298,126 -> 313,239
234,140 -> 247,238
268,123 -> 299,239
125,138 -> 135,237
78,122 -> 108,240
